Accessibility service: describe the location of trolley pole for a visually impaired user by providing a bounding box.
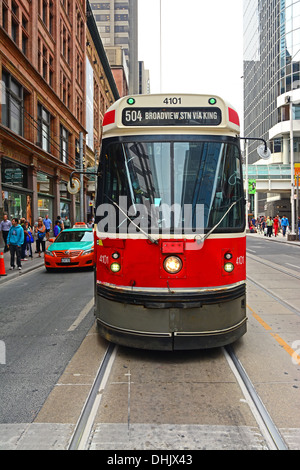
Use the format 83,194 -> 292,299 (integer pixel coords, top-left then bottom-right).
160,0 -> 162,92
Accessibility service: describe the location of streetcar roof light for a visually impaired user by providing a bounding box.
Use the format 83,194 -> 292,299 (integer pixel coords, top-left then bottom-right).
127,97 -> 135,105
209,97 -> 217,105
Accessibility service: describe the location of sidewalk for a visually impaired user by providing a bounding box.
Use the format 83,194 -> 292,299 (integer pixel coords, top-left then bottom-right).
247,230 -> 300,246
0,244 -> 49,284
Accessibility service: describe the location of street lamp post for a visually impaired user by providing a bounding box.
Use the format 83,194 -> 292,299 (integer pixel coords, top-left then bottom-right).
245,140 -> 249,229
289,98 -> 296,236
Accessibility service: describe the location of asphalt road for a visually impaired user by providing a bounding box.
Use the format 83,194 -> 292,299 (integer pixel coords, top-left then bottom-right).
0,267 -> 94,423
1,237 -> 300,449
246,235 -> 300,272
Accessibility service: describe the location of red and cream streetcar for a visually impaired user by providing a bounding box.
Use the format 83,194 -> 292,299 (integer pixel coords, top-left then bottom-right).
94,94 -> 246,350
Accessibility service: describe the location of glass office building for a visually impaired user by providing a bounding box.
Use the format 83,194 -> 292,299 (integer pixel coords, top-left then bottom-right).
243,0 -> 300,163
89,0 -> 138,94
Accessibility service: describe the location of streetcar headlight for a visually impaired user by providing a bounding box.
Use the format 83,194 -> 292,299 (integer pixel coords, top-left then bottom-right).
224,252 -> 233,260
163,256 -> 183,274
110,262 -> 121,273
224,262 -> 234,273
112,252 -> 120,259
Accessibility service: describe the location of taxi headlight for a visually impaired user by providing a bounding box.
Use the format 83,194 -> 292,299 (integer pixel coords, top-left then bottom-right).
163,256 -> 183,274
45,249 -> 54,257
81,249 -> 94,256
224,262 -> 234,273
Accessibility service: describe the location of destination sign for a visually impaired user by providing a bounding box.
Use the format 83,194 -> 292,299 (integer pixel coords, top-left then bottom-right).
122,107 -> 222,127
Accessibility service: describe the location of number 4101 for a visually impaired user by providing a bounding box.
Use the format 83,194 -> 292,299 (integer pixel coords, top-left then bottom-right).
163,97 -> 182,105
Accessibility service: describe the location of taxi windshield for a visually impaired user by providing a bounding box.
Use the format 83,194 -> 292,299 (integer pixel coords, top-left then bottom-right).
55,230 -> 93,243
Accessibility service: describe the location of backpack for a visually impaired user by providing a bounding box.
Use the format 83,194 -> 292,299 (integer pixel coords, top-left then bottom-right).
26,231 -> 34,243
38,231 -> 45,241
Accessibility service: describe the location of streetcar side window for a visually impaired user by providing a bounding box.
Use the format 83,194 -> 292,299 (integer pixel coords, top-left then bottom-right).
208,144 -> 243,229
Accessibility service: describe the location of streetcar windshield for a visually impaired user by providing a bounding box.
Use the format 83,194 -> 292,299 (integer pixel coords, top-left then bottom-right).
98,138 -> 244,233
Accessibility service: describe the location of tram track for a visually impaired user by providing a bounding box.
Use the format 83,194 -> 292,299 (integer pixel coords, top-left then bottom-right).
68,343 -> 118,450
65,253 -> 300,450
67,252 -> 296,451
246,252 -> 300,317
223,346 -> 288,450
67,340 -> 289,450
246,251 -> 300,282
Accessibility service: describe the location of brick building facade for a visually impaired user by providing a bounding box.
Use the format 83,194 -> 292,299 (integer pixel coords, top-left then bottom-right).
0,0 -> 119,230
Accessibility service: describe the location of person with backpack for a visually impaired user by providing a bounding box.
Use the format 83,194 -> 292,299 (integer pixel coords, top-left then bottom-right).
34,217 -> 46,257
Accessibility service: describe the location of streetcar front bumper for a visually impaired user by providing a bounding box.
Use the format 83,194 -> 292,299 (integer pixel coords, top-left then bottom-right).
95,282 -> 247,350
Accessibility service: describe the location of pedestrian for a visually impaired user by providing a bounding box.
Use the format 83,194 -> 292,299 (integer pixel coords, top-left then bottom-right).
25,221 -> 34,258
266,216 -> 273,237
64,215 -> 71,229
53,220 -> 61,237
281,215 -> 289,236
273,215 -> 279,237
7,217 -> 24,271
21,219 -> 29,261
35,217 -> 46,257
298,216 -> 300,241
56,216 -> 64,231
0,213 -> 12,252
43,214 -> 52,240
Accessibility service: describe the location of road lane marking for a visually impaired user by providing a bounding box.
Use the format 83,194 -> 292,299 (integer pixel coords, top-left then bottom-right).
68,298 -> 94,332
285,263 -> 300,270
246,249 -> 256,253
247,304 -> 300,366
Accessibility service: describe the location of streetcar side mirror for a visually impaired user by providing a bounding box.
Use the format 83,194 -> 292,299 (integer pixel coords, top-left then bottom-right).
257,144 -> 271,160
67,177 -> 81,194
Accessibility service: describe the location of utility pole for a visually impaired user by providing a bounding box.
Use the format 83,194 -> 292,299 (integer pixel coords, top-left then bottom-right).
79,132 -> 84,222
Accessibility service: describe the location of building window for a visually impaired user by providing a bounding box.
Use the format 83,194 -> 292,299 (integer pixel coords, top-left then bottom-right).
37,104 -> 51,152
2,2 -> 8,31
75,139 -> 80,169
60,125 -> 69,164
115,14 -> 128,21
1,70 -> 25,136
1,158 -> 27,188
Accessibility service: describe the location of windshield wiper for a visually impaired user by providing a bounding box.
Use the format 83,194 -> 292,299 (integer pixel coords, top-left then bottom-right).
195,198 -> 244,244
104,194 -> 158,245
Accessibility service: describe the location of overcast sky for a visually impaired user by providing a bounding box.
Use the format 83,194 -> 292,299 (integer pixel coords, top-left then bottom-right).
138,0 -> 244,119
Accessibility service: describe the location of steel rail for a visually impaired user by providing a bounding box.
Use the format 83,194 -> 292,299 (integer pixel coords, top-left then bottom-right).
224,345 -> 288,450
68,343 -> 117,450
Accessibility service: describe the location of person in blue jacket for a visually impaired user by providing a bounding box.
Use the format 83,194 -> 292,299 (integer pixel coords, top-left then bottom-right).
7,217 -> 24,270
280,215 -> 289,236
